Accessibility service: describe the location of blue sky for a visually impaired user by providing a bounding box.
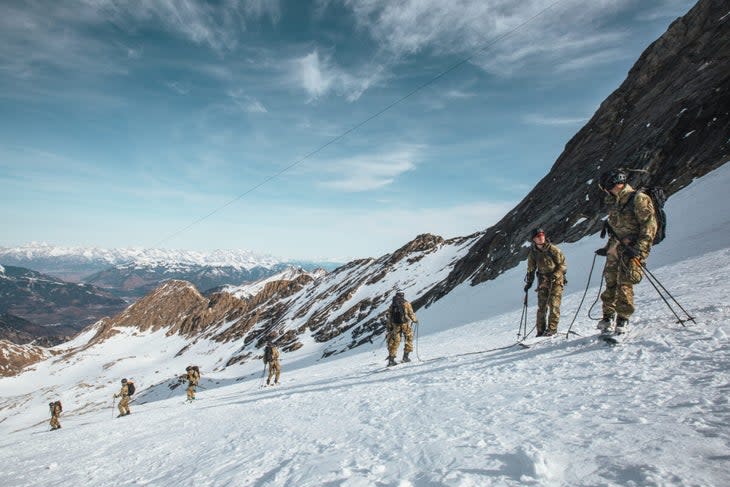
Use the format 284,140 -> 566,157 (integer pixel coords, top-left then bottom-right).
0,0 -> 697,261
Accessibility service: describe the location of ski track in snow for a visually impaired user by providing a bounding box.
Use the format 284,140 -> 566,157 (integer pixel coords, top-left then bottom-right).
1,247 -> 729,486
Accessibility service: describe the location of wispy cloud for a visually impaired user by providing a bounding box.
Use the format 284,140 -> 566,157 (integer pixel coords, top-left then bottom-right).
316,148 -> 419,192
227,88 -> 268,113
523,113 -> 589,126
334,0 -> 640,78
293,49 -> 384,102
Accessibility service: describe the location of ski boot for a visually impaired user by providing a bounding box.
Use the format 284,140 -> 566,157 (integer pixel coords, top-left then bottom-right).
597,314 -> 615,333
402,351 -> 411,363
615,317 -> 629,335
387,356 -> 398,367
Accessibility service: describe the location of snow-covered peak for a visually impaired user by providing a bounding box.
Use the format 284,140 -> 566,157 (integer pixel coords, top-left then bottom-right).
0,244 -> 281,270
220,266 -> 326,299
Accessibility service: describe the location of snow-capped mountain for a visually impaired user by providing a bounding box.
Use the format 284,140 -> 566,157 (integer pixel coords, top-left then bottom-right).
0,244 -> 282,282
216,266 -> 328,300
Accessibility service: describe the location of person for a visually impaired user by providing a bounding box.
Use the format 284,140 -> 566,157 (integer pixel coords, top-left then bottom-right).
386,290 -> 418,366
596,169 -> 657,334
49,400 -> 62,431
185,366 -> 200,401
113,378 -> 131,417
263,342 -> 281,386
523,227 -> 567,337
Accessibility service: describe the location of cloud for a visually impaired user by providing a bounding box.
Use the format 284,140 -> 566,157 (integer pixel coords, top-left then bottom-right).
317,148 -> 419,192
334,0 -> 641,77
523,113 -> 589,126
227,88 -> 268,113
293,49 -> 384,102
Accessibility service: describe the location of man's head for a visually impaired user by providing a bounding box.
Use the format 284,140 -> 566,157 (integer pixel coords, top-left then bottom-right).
395,290 -> 405,298
599,169 -> 627,195
121,378 -> 127,384
531,227 -> 546,246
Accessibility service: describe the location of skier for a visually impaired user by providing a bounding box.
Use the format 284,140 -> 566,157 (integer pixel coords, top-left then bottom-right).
113,378 -> 132,417
595,169 -> 657,334
185,366 -> 200,401
48,401 -> 62,431
523,227 -> 567,336
386,290 -> 419,366
263,342 -> 281,386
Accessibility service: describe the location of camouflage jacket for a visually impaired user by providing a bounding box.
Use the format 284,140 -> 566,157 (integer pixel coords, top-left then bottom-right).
269,347 -> 280,363
116,383 -> 129,398
525,242 -> 566,286
50,403 -> 61,417
187,369 -> 200,385
388,300 -> 418,326
605,183 -> 657,257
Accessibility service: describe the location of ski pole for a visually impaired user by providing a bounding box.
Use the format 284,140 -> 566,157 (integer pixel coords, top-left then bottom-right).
111,397 -> 116,419
414,321 -> 422,362
637,260 -> 696,325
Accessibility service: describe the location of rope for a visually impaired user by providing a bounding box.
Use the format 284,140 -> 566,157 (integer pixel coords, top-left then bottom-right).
564,253 -> 599,338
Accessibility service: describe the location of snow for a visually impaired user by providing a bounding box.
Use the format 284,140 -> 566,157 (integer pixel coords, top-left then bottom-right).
0,164 -> 729,486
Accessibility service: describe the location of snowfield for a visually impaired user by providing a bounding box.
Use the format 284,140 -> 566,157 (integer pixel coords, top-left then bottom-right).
1,163 -> 729,486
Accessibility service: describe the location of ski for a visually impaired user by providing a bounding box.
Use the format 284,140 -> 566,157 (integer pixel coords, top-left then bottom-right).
597,331 -> 628,346
518,334 -> 559,349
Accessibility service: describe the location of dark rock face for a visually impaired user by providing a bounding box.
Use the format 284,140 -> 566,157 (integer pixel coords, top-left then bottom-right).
417,0 -> 730,308
0,265 -> 127,333
0,313 -> 68,345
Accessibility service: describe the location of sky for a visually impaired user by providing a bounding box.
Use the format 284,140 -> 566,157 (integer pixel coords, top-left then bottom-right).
0,0 -> 698,261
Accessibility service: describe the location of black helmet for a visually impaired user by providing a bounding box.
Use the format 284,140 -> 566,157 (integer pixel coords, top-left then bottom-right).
121,378 -> 127,384
395,289 -> 405,297
599,169 -> 627,190
49,402 -> 54,407
531,227 -> 545,239
185,366 -> 191,371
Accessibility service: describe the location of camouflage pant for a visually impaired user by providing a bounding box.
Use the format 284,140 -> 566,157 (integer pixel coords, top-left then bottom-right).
536,279 -> 563,334
187,382 -> 197,400
118,396 -> 130,415
50,414 -> 60,429
387,322 -> 413,357
267,361 -> 281,384
601,251 -> 644,319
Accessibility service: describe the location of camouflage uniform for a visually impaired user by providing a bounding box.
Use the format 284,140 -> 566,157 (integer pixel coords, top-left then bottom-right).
387,299 -> 418,358
525,242 -> 567,335
265,346 -> 281,385
114,383 -> 130,416
49,402 -> 61,430
186,367 -> 200,400
600,183 -> 657,320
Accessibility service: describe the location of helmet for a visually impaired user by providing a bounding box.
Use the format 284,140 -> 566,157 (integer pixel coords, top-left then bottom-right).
121,378 -> 127,384
531,227 -> 545,239
395,289 -> 405,297
185,366 -> 191,371
599,169 -> 627,190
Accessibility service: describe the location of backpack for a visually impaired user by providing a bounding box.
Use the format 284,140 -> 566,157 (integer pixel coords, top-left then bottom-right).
264,345 -> 273,363
55,400 -> 62,413
625,187 -> 667,245
126,381 -> 135,396
390,298 -> 406,324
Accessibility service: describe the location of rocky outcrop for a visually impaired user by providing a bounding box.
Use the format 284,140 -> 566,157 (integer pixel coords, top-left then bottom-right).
0,340 -> 54,377
417,0 -> 729,307
0,313 -> 70,346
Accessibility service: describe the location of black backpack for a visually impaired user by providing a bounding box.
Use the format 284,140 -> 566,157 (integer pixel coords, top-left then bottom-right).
626,187 -> 667,245
264,345 -> 273,363
126,381 -> 135,396
390,298 -> 406,324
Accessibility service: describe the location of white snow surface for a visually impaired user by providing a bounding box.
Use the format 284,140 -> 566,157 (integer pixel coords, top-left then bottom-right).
1,164 -> 729,486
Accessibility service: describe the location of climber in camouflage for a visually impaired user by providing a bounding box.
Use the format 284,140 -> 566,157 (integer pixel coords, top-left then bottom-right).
524,228 -> 567,336
113,378 -> 131,417
186,366 -> 200,401
596,169 -> 658,334
386,290 -> 418,366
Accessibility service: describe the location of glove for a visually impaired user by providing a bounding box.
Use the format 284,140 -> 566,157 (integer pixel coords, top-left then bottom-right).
523,283 -> 532,292
623,246 -> 639,259
595,248 -> 607,256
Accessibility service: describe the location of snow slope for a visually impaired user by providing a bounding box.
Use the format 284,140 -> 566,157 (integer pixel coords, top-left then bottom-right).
0,164 -> 729,486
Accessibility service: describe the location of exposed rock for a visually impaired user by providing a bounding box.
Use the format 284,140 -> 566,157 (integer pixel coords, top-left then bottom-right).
0,340 -> 54,377
417,0 -> 729,307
